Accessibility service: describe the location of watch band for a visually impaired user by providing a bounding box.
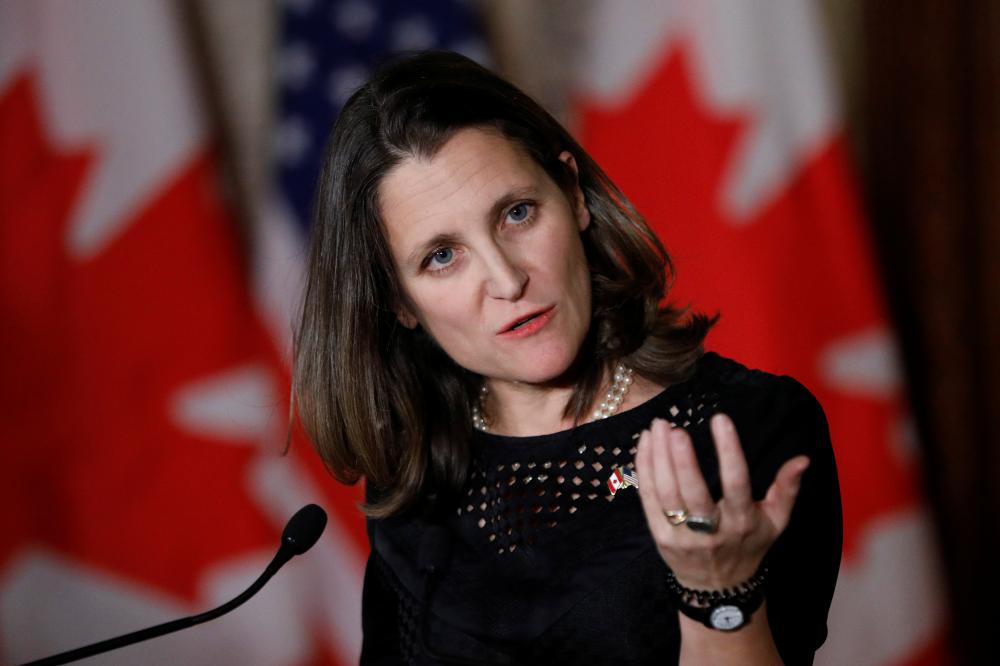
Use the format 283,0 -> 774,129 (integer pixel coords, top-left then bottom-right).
665,565 -> 768,631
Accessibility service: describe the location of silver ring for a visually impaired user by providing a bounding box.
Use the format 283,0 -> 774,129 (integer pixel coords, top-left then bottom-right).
685,513 -> 720,534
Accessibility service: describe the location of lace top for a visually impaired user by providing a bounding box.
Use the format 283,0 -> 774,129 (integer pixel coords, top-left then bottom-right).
361,352 -> 843,665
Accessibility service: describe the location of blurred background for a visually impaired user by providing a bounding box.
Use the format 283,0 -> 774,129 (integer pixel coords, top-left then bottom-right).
1,0 -> 996,664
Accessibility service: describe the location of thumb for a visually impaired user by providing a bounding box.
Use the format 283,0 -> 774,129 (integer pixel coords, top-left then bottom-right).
761,455 -> 810,534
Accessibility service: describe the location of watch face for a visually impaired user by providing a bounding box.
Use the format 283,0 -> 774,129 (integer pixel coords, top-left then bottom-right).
709,605 -> 745,631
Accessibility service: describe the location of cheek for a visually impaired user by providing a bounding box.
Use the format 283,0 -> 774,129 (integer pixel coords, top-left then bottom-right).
407,282 -> 479,345
557,232 -> 592,306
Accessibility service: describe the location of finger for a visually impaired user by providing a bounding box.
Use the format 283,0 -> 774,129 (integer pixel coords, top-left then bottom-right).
635,428 -> 669,534
670,427 -> 715,515
711,413 -> 752,512
761,455 -> 811,533
649,418 -> 684,512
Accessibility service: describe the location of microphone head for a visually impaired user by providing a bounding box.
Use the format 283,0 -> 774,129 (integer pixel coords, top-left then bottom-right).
281,504 -> 327,556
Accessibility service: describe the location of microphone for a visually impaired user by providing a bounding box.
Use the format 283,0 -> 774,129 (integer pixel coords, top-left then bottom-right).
21,504 -> 328,666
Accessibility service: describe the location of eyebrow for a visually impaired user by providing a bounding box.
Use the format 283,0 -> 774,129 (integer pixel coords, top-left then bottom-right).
404,185 -> 540,267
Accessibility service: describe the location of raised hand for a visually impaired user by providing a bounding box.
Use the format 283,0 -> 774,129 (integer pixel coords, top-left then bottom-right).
635,413 -> 810,590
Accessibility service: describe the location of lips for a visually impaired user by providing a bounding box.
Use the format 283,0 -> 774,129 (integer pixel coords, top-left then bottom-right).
497,306 -> 555,335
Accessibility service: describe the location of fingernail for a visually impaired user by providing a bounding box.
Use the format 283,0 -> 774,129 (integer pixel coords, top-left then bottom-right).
711,413 -> 733,433
790,460 -> 811,495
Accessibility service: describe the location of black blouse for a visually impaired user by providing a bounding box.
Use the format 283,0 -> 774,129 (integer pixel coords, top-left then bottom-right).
361,352 -> 843,665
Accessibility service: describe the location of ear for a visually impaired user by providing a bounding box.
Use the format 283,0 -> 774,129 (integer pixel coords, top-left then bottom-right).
558,151 -> 590,232
396,307 -> 418,330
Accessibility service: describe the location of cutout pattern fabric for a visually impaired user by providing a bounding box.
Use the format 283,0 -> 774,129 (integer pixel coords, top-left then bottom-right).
459,393 -> 720,555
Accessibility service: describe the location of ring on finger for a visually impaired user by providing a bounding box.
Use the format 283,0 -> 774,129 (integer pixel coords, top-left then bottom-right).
685,513 -> 720,534
664,508 -> 688,526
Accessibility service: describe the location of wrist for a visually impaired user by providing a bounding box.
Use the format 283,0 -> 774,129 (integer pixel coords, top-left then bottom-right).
666,563 -> 768,631
678,603 -> 783,666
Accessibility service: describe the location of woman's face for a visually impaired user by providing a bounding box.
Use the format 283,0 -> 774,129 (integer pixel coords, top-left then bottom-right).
379,127 -> 592,387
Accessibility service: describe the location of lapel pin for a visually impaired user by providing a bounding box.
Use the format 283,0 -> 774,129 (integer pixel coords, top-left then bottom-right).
607,465 -> 639,496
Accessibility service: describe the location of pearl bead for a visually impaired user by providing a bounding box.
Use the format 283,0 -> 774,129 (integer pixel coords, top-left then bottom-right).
473,364 -> 634,430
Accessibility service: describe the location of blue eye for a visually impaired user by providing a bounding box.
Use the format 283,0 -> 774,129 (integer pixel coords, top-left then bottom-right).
428,247 -> 454,269
507,203 -> 531,223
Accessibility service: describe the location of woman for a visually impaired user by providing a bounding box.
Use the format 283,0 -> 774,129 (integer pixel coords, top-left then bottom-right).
293,51 -> 842,665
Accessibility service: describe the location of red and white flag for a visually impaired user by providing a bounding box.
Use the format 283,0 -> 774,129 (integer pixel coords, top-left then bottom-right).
608,468 -> 625,494
573,3 -> 946,664
0,2 -> 366,664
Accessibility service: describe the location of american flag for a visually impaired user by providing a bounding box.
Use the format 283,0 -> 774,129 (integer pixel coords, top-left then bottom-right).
272,0 -> 491,232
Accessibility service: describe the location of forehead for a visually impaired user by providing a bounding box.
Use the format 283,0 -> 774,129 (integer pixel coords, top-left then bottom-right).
378,128 -> 546,239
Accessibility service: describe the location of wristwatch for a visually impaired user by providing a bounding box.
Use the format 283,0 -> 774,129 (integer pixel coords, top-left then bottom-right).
674,589 -> 765,631
665,565 -> 768,632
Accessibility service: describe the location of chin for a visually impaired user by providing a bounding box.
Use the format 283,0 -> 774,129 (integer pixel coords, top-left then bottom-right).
507,348 -> 581,386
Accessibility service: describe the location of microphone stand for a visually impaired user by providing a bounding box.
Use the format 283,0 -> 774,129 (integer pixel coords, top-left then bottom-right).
20,504 -> 327,666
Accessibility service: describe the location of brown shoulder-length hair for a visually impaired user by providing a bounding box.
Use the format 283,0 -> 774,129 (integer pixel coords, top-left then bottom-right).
292,51 -> 715,518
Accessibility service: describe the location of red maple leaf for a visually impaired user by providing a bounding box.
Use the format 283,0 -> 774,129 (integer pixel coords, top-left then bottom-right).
0,70 -> 366,620
576,44 -> 920,559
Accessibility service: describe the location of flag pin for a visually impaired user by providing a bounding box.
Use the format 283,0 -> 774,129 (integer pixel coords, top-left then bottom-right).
607,465 -> 639,496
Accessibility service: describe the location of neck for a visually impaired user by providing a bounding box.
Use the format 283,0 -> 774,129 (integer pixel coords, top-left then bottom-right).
483,378 -> 581,437
479,365 -> 663,437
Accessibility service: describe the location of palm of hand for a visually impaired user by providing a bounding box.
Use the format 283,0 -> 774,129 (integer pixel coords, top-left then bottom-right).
635,414 -> 810,590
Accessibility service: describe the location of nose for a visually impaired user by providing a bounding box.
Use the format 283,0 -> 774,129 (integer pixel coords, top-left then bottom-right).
483,245 -> 528,301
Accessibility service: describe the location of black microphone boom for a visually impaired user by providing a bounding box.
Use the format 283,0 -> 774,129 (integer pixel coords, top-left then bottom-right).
20,504 -> 328,666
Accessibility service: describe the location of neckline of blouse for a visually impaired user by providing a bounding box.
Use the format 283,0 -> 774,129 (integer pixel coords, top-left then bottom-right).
471,352 -> 715,454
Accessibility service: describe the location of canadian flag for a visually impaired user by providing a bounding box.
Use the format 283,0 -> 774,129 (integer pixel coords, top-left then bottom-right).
573,2 -> 947,664
0,1 -> 365,664
608,468 -> 625,494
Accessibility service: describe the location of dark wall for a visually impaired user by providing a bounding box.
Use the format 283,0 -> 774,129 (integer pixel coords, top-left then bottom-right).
859,3 -> 1000,664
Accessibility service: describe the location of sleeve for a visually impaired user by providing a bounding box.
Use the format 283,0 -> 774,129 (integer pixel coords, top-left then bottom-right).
744,378 -> 843,666
360,550 -> 405,665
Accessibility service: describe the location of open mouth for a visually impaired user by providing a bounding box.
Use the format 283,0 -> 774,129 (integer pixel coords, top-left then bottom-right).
499,306 -> 555,336
509,314 -> 540,330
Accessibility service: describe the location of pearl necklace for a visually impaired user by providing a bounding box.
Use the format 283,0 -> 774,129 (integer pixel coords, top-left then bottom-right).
471,363 -> 634,432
